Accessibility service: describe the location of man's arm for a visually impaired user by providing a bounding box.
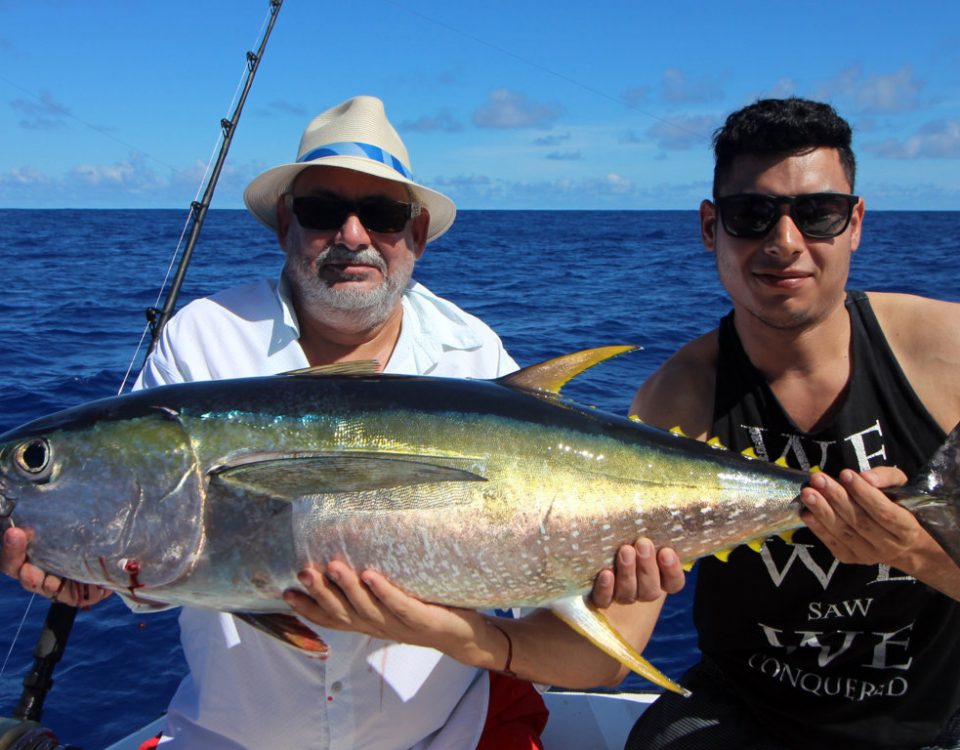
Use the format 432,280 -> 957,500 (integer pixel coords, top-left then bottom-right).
630,331 -> 719,440
807,292 -> 960,601
285,558 -> 667,688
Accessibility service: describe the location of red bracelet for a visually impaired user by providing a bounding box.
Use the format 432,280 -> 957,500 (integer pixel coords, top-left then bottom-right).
489,621 -> 518,678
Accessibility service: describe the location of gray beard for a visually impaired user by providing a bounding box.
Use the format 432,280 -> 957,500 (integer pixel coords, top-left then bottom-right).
284,247 -> 412,331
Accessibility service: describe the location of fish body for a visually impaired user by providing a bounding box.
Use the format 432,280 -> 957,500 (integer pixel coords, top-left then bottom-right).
2,347 -> 958,694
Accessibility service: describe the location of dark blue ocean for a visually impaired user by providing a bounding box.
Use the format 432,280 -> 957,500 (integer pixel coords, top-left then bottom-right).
1,209 -> 958,748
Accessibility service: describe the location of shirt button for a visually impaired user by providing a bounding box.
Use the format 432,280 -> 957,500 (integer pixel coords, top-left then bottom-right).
330,681 -> 343,694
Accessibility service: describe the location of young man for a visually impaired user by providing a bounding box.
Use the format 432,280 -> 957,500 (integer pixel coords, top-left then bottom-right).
625,98 -> 960,749
2,95 -> 670,749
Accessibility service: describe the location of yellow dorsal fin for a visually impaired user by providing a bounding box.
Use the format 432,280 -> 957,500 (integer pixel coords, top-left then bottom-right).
746,538 -> 765,553
713,548 -> 733,562
774,456 -> 789,468
669,426 -> 686,437
741,447 -> 758,460
282,360 -> 380,377
706,436 -> 727,450
499,346 -> 637,395
779,529 -> 797,544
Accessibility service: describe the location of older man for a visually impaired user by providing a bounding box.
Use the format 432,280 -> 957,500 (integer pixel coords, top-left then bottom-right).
3,95 -> 675,750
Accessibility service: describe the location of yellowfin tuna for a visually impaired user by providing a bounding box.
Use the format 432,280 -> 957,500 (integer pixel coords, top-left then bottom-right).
2,347 -> 958,696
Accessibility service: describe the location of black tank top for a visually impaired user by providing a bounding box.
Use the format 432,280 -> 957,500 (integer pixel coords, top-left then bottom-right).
699,291 -> 960,749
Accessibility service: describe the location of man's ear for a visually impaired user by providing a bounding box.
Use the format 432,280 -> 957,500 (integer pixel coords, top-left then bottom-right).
700,199 -> 718,252
848,196 -> 865,253
410,208 -> 429,259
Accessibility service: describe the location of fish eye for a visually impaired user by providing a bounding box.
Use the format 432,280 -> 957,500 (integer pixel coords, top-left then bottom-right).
13,439 -> 53,482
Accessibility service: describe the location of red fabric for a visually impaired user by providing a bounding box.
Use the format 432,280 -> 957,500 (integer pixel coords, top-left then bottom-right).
476,672 -> 549,750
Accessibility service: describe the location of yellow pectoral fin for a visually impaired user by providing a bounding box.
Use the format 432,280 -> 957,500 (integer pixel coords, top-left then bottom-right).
549,596 -> 691,698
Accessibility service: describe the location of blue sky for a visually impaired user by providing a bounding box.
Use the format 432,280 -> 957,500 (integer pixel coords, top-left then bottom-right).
3,0 -> 959,210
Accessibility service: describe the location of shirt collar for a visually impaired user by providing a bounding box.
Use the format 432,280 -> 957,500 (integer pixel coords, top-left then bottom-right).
276,274 -> 301,337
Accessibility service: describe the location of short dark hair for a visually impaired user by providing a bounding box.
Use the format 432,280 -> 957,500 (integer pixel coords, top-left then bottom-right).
711,97 -> 856,198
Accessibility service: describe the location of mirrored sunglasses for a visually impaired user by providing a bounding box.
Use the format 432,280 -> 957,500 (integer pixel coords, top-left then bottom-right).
290,195 -> 414,234
715,193 -> 859,240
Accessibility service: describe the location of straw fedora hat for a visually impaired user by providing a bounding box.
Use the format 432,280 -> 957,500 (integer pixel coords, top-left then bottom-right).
243,96 -> 456,243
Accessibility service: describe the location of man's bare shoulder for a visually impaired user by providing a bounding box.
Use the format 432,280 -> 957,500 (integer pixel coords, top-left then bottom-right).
867,291 -> 960,432
630,330 -> 718,439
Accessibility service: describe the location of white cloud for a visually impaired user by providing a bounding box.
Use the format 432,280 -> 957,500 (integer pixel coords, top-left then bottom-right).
646,114 -> 717,151
814,65 -> 925,114
661,69 -> 724,104
11,90 -> 71,130
863,119 -> 960,158
545,150 -> 581,161
533,132 -> 570,146
472,89 -> 562,129
400,112 -> 463,133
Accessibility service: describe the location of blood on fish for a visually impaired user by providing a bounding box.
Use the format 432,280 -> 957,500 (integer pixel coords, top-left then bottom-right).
124,558 -> 145,596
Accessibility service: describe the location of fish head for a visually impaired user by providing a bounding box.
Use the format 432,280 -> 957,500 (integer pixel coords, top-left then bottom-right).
0,401 -> 205,593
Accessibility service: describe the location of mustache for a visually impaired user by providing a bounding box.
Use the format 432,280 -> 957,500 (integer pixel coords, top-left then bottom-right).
316,246 -> 387,273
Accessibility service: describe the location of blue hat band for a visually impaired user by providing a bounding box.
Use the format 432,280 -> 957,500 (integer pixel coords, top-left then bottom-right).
298,141 -> 412,179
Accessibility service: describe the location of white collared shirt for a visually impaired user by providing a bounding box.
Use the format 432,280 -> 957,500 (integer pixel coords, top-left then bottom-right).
134,276 -> 517,750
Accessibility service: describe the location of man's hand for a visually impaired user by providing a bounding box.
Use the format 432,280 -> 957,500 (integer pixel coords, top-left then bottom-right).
590,538 -> 685,609
800,466 -> 919,567
283,561 -> 482,653
2,527 -> 111,607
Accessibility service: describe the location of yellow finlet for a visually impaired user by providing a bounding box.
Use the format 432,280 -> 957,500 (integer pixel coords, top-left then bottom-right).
628,414 -> 642,422
741,447 -> 759,460
810,465 -> 822,474
774,456 -> 789,468
746,538 -> 766,553
682,561 -> 695,572
669,426 -> 686,437
713,548 -> 733,562
706,436 -> 727,450
779,529 -> 797,544
499,346 -> 637,396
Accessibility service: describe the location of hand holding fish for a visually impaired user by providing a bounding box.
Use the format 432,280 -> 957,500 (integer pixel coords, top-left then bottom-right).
285,559 -> 665,689
2,527 -> 111,607
801,466 -> 960,601
801,466 -> 918,565
590,538 -> 685,609
284,561 -> 482,653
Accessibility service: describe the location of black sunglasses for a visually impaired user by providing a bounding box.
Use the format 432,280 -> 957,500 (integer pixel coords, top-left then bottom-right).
290,195 -> 415,234
715,193 -> 859,239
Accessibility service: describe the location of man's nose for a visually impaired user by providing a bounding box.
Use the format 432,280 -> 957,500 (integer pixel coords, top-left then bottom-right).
764,211 -> 804,257
334,212 -> 371,248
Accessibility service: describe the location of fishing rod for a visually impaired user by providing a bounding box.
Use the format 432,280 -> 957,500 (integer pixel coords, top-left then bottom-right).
146,0 -> 284,353
0,3 -> 283,747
